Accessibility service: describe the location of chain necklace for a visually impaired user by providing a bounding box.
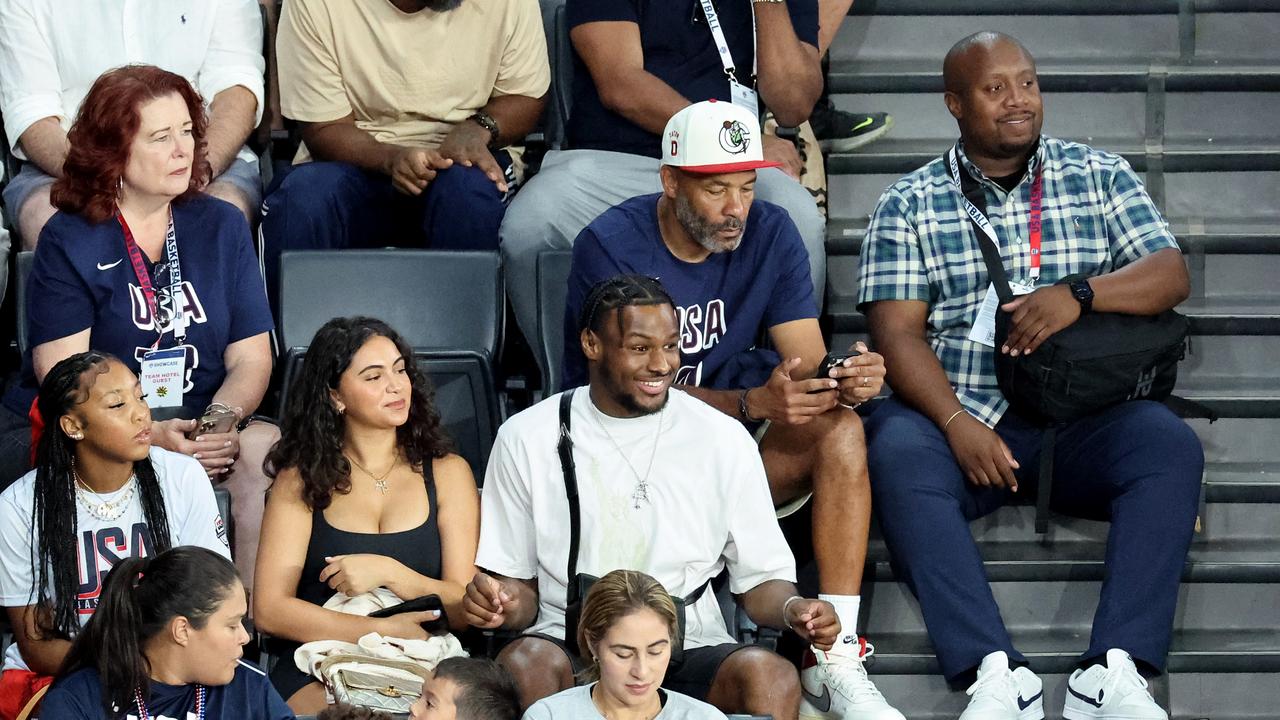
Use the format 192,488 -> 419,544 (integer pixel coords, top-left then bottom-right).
134,684 -> 205,720
595,405 -> 665,509
72,466 -> 136,522
347,452 -> 398,495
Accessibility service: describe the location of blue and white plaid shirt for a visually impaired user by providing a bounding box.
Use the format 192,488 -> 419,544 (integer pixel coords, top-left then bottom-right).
857,136 -> 1180,427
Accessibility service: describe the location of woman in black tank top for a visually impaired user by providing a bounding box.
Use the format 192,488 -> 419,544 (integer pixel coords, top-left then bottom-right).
251,318 -> 481,713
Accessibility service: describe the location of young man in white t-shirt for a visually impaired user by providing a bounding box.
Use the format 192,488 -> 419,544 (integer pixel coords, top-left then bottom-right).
466,275 -> 848,719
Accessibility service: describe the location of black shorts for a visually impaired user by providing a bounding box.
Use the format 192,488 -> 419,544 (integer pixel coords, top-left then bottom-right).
521,632 -> 750,701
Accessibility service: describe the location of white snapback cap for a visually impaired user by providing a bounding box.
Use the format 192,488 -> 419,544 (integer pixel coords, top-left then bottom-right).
661,99 -> 781,175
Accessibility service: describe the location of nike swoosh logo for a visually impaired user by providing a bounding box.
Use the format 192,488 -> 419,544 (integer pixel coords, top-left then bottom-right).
1067,685 -> 1104,708
97,259 -> 123,270
801,684 -> 831,713
851,117 -> 875,132
1017,690 -> 1044,710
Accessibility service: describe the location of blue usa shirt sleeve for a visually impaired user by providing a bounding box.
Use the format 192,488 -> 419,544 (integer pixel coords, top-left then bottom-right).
561,225 -> 626,389
27,221 -> 95,348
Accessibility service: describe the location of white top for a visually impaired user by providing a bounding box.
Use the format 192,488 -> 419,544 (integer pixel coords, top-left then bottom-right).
523,684 -> 728,720
0,0 -> 265,161
0,447 -> 232,671
477,389 -> 795,648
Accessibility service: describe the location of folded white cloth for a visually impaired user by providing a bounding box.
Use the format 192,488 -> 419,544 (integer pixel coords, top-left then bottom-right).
295,631 -> 467,681
321,587 -> 403,616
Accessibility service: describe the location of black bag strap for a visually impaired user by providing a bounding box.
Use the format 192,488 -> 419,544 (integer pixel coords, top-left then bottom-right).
558,389 -> 582,604
949,147 -> 1016,304
557,388 -> 710,607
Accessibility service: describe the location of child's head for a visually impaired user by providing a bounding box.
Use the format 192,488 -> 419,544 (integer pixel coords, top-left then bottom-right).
410,657 -> 520,720
316,705 -> 392,720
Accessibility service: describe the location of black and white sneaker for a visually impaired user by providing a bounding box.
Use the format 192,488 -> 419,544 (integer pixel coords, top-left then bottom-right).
1064,649 -> 1168,720
959,651 -> 1044,720
809,100 -> 894,153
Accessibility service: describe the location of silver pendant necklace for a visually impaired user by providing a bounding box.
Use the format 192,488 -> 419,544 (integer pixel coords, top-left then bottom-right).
596,406 -> 665,509
73,466 -> 137,522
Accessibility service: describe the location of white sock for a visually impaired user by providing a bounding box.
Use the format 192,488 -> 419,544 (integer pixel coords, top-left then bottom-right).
819,593 -> 861,647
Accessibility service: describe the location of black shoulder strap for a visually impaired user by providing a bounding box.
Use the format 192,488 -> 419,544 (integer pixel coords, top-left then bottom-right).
949,148 -> 1016,304
558,389 -> 582,603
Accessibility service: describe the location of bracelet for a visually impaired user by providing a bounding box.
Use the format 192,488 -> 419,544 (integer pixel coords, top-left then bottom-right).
753,0 -> 786,4
782,595 -> 804,630
942,409 -> 966,431
738,388 -> 760,423
206,402 -> 243,421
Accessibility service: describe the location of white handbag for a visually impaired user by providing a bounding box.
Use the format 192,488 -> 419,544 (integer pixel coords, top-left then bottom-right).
318,653 -> 433,713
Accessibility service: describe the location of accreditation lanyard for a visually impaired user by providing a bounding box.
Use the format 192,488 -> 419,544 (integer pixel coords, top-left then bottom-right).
118,209 -> 186,348
948,147 -> 1044,284
697,0 -> 757,88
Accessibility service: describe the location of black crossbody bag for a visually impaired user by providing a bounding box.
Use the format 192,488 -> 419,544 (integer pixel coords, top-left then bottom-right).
950,149 -> 1211,532
556,389 -> 708,663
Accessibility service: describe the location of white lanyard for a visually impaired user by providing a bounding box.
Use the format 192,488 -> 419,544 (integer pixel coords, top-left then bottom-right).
697,0 -> 757,86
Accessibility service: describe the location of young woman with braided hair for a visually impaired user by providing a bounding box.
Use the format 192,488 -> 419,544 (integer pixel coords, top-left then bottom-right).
40,546 -> 291,719
0,352 -> 229,719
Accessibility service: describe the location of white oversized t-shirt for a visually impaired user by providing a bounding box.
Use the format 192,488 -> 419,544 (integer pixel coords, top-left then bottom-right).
0,447 -> 231,671
477,389 -> 796,648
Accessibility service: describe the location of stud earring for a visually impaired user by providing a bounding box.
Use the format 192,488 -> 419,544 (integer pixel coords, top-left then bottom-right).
72,432 -> 84,440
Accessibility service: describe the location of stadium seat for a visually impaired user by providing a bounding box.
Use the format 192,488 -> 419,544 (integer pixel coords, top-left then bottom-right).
277,250 -> 504,476
15,250 -> 33,355
535,249 -> 573,395
536,0 -> 573,151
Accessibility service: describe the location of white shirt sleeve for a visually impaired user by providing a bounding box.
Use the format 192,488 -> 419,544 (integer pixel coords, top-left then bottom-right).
475,424 -> 539,579
0,478 -> 38,607
0,0 -> 65,156
162,452 -> 233,559
720,431 -> 797,594
196,0 -> 266,125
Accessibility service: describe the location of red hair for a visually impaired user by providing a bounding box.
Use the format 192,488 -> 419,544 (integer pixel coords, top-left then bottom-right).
51,65 -> 212,224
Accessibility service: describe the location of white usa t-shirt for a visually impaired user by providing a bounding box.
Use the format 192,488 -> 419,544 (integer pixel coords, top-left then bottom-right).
0,447 -> 231,671
477,389 -> 796,648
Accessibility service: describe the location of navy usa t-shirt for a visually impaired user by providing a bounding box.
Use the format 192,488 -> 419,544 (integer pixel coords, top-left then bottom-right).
566,0 -> 819,157
40,662 -> 294,720
5,194 -> 273,418
562,193 -> 816,391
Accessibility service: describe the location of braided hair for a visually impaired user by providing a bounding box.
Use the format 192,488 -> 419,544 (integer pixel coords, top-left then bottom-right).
577,275 -> 676,339
32,352 -> 173,642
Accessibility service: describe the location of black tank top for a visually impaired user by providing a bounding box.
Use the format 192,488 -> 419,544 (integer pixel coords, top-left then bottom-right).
295,460 -> 443,607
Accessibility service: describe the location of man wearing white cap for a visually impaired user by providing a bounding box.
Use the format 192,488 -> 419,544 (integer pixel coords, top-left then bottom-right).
558,100 -> 903,720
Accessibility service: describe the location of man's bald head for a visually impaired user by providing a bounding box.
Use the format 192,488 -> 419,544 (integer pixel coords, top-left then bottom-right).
943,32 -> 1035,95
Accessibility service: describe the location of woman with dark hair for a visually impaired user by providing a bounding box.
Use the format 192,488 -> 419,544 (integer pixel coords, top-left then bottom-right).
40,546 -> 292,719
0,352 -> 230,719
0,64 -> 276,587
254,317 -> 480,713
523,570 -> 727,720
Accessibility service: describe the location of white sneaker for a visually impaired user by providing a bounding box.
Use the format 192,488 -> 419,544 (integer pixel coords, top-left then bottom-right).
958,651 -> 1044,720
799,637 -> 905,720
1063,649 -> 1168,720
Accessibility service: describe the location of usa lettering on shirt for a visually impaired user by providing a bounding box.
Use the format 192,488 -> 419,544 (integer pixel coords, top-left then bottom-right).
76,523 -> 154,615
674,300 -> 729,386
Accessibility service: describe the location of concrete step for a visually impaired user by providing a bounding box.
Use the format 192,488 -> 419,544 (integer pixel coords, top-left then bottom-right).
826,138 -> 1280,175
829,58 -> 1280,94
865,538 -> 1280,583
861,628 -> 1280,676
1202,462 -> 1280,503
923,502 -> 1277,544
846,0 -> 1276,15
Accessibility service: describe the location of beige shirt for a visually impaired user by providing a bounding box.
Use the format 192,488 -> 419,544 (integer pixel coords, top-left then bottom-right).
277,0 -> 550,162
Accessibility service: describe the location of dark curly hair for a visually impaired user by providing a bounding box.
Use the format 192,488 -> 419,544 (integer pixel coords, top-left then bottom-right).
32,352 -> 172,643
51,64 -> 212,224
266,317 -> 455,510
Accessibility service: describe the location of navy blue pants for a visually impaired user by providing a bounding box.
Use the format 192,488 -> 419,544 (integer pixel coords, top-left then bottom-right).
865,397 -> 1203,681
258,156 -> 513,310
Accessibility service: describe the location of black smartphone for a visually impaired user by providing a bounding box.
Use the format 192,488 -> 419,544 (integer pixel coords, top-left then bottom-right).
368,594 -> 449,632
809,351 -> 861,393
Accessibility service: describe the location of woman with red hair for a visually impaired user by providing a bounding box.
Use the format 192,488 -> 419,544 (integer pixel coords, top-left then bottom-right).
0,65 -> 276,593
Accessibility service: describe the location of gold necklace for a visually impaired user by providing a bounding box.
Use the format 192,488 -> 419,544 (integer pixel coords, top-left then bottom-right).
346,453 -> 398,494
72,466 -> 137,522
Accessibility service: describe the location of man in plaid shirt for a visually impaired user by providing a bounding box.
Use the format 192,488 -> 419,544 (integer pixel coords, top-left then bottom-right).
857,32 -> 1204,720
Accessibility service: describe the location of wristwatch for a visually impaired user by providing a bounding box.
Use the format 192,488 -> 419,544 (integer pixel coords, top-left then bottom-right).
1069,278 -> 1095,314
467,111 -> 500,149
774,125 -> 801,145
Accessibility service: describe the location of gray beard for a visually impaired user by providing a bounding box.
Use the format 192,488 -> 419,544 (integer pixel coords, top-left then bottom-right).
675,194 -> 743,253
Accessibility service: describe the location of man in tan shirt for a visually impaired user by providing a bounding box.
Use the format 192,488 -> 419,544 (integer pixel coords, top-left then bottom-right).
260,0 -> 549,306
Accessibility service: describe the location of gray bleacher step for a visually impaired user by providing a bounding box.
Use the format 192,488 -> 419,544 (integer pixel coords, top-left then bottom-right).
829,59 -> 1280,94
824,217 -> 1280,256
862,629 -> 1280,676
827,138 -> 1280,175
863,538 -> 1280,583
846,0 -> 1275,15
1203,462 -> 1280,502
1176,376 -> 1280,417
825,296 -> 1280,338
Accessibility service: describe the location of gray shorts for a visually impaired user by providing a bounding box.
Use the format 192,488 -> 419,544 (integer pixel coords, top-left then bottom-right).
2,154 -> 262,241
